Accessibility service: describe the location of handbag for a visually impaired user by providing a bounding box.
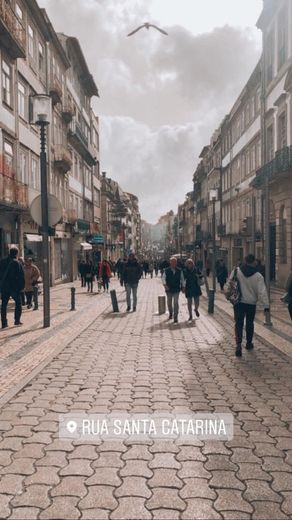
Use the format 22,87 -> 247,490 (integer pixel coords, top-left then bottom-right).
225,268 -> 242,306
280,293 -> 292,305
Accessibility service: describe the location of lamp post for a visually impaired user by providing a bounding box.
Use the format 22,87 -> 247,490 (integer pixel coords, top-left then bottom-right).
208,189 -> 218,314
30,94 -> 51,328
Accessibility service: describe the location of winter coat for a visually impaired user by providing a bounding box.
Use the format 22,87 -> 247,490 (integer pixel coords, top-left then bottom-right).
0,257 -> 25,293
24,264 -> 40,292
228,264 -> 269,307
183,268 -> 202,298
123,260 -> 142,285
164,267 -> 183,293
99,262 -> 111,279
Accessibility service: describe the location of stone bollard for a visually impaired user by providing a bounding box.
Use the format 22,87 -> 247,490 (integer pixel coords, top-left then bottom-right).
110,289 -> 119,312
208,289 -> 215,314
33,286 -> 39,311
158,295 -> 166,315
71,287 -> 76,311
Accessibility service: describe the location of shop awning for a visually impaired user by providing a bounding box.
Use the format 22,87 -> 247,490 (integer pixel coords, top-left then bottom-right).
25,234 -> 42,242
80,242 -> 92,250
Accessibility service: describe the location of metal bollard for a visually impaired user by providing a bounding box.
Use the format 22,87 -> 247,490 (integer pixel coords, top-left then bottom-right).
71,287 -> 76,311
208,289 -> 215,314
110,289 -> 119,312
33,286 -> 39,311
158,296 -> 166,315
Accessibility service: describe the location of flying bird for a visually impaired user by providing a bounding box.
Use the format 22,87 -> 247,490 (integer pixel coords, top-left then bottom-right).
127,23 -> 168,37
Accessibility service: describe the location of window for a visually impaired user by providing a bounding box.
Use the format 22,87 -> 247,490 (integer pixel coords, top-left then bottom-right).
18,79 -> 26,119
15,3 -> 23,35
38,42 -> 45,74
31,156 -> 39,190
267,125 -> 274,161
251,145 -> 256,172
278,112 -> 287,149
94,188 -> 100,207
28,25 -> 35,59
2,59 -> 12,107
19,148 -> 28,184
266,29 -> 274,85
3,141 -> 14,176
255,88 -> 261,113
278,7 -> 288,70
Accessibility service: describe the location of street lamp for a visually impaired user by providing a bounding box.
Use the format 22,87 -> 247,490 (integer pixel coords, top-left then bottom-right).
30,94 -> 51,328
208,188 -> 218,314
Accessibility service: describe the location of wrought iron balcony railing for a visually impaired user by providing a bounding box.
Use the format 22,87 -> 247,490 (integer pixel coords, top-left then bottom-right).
253,146 -> 292,187
0,0 -> 26,58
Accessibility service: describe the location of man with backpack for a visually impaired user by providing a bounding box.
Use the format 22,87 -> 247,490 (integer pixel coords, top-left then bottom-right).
226,254 -> 269,358
0,246 -> 25,328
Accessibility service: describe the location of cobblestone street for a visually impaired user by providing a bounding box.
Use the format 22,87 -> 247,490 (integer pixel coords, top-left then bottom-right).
0,277 -> 292,519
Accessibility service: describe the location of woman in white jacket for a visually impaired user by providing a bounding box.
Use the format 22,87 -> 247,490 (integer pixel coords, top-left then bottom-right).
227,254 -> 269,357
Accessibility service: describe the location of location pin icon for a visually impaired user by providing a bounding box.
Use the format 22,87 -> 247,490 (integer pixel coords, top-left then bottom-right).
67,420 -> 77,434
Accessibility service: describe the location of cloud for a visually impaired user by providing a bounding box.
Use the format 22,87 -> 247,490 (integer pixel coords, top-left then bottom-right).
40,0 -> 261,222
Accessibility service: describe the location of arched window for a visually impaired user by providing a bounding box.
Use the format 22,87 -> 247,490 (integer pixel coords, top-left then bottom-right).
279,205 -> 287,264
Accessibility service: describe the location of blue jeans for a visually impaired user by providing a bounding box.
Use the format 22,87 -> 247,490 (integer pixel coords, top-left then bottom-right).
1,291 -> 22,325
125,284 -> 138,309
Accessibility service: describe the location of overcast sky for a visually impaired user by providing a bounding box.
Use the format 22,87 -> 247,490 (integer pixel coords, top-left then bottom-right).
40,0 -> 263,223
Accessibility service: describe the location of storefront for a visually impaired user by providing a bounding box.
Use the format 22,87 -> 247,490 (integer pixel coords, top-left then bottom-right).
53,232 -> 72,284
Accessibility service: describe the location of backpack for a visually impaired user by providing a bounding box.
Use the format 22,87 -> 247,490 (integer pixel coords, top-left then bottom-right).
225,268 -> 242,306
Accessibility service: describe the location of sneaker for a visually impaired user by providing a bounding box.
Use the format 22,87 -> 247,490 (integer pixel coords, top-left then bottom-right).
246,343 -> 254,351
14,321 -> 23,326
174,318 -> 178,323
126,307 -> 131,312
195,309 -> 200,317
235,345 -> 242,357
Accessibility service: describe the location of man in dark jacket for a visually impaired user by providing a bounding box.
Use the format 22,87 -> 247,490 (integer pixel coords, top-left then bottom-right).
123,253 -> 142,312
0,246 -> 25,328
162,257 -> 184,323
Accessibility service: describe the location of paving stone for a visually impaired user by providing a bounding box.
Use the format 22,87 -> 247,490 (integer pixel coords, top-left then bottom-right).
79,486 -> 118,510
14,444 -> 45,459
111,497 -> 152,519
202,443 -> 231,455
152,508 -> 180,519
39,496 -> 80,519
271,472 -> 292,491
181,498 -> 222,519
251,501 -> 288,519
149,441 -> 180,453
0,450 -> 13,466
0,474 -> 24,495
122,445 -> 152,460
236,463 -> 272,481
146,487 -> 185,511
80,509 -> 110,519
205,455 -> 238,471
178,461 -> 211,479
51,476 -> 87,497
0,458 -> 35,475
177,446 -> 206,462
180,478 -> 216,499
8,507 -> 41,519
116,476 -> 152,498
68,445 -> 99,459
253,443 -> 284,457
45,440 -> 74,452
148,468 -> 183,489
243,479 -> 281,502
281,492 -> 292,515
214,489 -> 253,513
36,451 -> 68,467
148,453 -> 180,470
120,460 -> 153,478
25,466 -> 60,486
0,494 -> 12,518
11,485 -> 51,509
230,449 -> 261,464
221,512 -> 251,519
60,459 -> 94,477
209,470 -> 245,490
261,456 -> 292,472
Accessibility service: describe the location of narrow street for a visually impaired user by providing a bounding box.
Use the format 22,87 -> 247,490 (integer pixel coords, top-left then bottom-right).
0,277 -> 292,519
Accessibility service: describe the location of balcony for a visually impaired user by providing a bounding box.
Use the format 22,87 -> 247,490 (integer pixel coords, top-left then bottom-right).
68,120 -> 96,166
197,199 -> 207,211
0,171 -> 28,209
252,146 -> 292,188
62,97 -> 74,124
0,0 -> 26,58
49,73 -> 63,105
53,145 -> 72,173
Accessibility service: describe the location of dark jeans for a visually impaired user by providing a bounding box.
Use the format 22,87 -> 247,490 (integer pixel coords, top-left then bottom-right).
102,277 -> 109,291
1,291 -> 22,325
81,275 -> 86,287
288,303 -> 292,321
234,302 -> 256,346
25,291 -> 33,306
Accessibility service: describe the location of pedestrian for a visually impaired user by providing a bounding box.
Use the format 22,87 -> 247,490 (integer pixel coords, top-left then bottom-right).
119,257 -> 127,287
24,257 -> 40,309
0,246 -> 25,328
99,259 -> 112,292
154,261 -> 159,277
282,271 -> 292,321
160,259 -> 170,277
183,258 -> 203,321
78,260 -> 86,287
162,256 -> 184,323
123,252 -> 142,312
256,259 -> 265,280
216,259 -> 228,291
148,260 -> 154,279
18,256 -> 26,306
143,260 -> 149,278
225,254 -> 269,358
84,260 -> 94,293
206,258 -> 211,277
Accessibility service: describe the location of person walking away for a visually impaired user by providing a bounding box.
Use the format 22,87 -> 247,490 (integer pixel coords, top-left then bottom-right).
183,259 -> 203,321
162,257 -> 184,323
79,260 -> 86,287
216,259 -> 228,291
84,260 -> 94,293
226,254 -> 269,358
0,246 -> 25,328
154,261 -> 159,277
24,258 -> 40,309
143,260 -> 149,278
123,253 -> 142,312
283,271 -> 292,321
256,259 -> 265,280
18,257 -> 26,306
99,259 -> 112,292
148,261 -> 154,279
